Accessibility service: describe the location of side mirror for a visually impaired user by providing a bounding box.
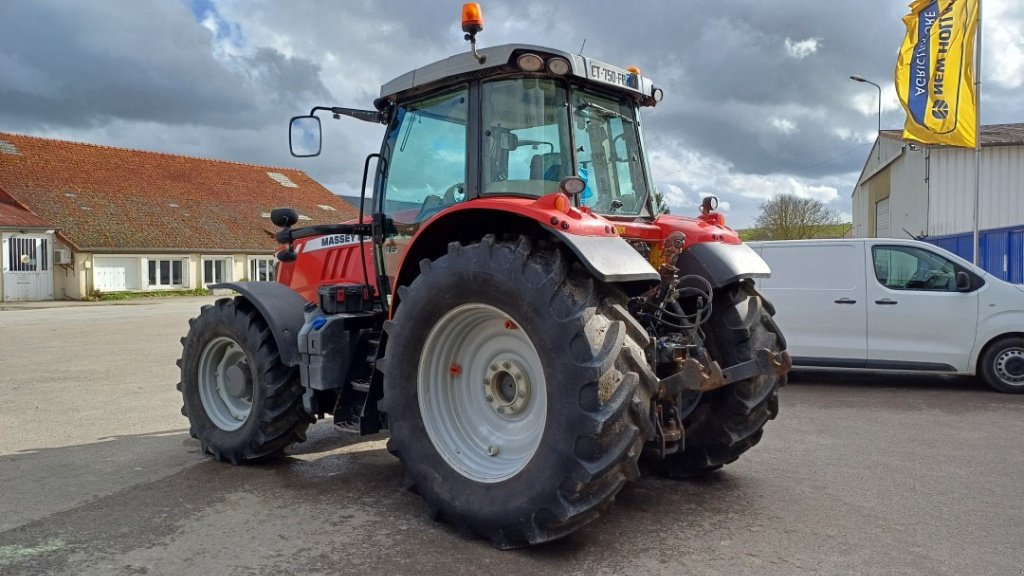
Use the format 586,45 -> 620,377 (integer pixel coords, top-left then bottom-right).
955,270 -> 972,291
270,207 -> 299,228
289,115 -> 322,157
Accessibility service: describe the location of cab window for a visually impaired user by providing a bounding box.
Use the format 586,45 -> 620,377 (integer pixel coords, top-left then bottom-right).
382,88 -> 468,226
481,78 -> 572,198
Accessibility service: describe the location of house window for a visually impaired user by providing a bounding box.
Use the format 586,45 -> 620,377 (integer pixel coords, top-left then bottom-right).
249,257 -> 277,282
203,258 -> 231,287
148,258 -> 185,287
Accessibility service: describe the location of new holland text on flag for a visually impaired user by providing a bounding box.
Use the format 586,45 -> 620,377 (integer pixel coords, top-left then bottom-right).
894,0 -> 978,148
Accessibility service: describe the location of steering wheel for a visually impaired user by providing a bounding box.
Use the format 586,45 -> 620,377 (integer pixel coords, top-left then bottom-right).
905,269 -> 936,289
443,182 -> 465,204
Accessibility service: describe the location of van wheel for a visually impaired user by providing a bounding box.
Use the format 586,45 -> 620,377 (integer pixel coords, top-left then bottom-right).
979,337 -> 1024,393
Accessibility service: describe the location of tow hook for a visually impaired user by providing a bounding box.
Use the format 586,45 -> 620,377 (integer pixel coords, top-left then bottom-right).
661,349 -> 792,394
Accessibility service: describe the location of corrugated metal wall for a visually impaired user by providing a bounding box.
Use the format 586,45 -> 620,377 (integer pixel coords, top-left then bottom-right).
924,225 -> 1024,284
886,146 -> 928,237
852,137 -> 928,238
928,145 -> 1024,235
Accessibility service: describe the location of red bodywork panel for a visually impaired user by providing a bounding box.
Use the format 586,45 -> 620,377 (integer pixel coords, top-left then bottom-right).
276,218 -> 377,304
276,194 -> 740,305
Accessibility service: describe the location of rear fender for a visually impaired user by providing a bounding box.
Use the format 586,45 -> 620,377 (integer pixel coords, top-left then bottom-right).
390,203 -> 659,312
674,242 -> 771,288
210,282 -> 306,366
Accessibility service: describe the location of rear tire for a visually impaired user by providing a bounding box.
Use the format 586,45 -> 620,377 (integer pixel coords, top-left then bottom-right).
383,235 -> 656,548
177,297 -> 311,464
979,336 -> 1024,393
663,281 -> 785,477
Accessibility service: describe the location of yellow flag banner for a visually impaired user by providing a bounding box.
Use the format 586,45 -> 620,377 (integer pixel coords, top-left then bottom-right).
895,0 -> 979,148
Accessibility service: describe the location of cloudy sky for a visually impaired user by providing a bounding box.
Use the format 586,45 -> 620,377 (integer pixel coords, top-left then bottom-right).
2,0 -> 1022,228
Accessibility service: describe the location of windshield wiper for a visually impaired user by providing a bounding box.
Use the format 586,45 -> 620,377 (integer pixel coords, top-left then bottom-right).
576,100 -> 634,124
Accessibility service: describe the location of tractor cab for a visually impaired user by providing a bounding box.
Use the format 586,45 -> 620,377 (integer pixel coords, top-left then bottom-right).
371,43 -> 663,220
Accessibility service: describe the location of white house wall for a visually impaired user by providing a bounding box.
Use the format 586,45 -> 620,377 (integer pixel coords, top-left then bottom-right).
928,145 -> 1024,235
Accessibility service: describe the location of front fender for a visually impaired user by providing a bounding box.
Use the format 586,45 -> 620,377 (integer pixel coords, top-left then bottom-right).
210,282 -> 306,366
675,242 -> 771,288
971,309 -> 1024,370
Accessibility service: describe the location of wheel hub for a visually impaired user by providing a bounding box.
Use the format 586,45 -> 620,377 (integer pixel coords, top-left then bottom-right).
996,348 -> 1024,382
417,303 -> 547,483
198,336 -> 253,431
223,363 -> 252,398
485,360 -> 531,415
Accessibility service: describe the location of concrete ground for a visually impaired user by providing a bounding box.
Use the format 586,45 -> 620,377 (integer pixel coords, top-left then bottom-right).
0,297 -> 1022,575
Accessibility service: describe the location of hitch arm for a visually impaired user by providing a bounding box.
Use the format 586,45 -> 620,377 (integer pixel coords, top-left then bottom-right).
660,348 -> 792,395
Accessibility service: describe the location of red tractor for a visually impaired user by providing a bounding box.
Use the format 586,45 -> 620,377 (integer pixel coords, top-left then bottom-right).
178,5 -> 790,549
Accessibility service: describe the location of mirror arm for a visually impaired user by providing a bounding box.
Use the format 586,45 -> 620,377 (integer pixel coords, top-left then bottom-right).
309,106 -> 387,124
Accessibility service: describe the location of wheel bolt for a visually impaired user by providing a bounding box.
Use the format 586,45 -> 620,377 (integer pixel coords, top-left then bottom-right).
487,445 -> 499,456
497,407 -> 505,414
502,361 -> 511,369
486,395 -> 494,402
490,364 -> 498,371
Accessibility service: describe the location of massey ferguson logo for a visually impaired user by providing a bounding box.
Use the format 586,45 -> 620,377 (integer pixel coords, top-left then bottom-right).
302,234 -> 360,253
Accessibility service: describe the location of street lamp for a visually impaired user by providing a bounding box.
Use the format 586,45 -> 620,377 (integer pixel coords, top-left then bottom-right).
850,74 -> 881,162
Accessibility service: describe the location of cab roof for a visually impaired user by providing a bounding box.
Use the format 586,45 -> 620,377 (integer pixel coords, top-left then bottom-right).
380,43 -> 659,105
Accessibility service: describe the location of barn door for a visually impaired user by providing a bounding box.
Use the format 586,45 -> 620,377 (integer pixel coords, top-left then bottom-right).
2,235 -> 54,301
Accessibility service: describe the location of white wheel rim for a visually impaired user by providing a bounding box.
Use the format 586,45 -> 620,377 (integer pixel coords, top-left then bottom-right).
198,336 -> 253,431
418,303 -> 547,483
994,347 -> 1024,386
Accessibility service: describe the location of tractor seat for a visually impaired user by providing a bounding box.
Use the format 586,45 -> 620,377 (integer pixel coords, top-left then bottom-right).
530,153 -> 562,181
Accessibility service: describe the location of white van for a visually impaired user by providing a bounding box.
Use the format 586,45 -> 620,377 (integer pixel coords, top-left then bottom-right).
748,238 -> 1024,393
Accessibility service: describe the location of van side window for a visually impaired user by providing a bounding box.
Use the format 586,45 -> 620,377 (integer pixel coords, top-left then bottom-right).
872,246 -> 958,291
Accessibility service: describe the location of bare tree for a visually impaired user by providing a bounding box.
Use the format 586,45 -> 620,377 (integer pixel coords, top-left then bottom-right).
752,194 -> 840,240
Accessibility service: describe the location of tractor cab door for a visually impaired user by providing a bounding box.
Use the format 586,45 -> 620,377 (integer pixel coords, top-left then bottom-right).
374,87 -> 470,295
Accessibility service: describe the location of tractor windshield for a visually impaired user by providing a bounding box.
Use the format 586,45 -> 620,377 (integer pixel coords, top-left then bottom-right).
480,78 -> 651,216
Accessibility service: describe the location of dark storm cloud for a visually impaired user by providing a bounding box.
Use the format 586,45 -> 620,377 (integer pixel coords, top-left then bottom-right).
0,1 -> 329,131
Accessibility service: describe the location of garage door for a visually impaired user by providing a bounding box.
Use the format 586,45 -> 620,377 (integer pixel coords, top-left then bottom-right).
875,198 -> 891,238
94,257 -> 142,291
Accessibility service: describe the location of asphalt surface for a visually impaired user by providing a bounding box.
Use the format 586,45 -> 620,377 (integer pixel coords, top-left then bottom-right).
1,297 -> 1022,575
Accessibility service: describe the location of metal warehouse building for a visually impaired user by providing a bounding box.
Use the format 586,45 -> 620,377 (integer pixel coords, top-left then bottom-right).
852,124 -> 1024,283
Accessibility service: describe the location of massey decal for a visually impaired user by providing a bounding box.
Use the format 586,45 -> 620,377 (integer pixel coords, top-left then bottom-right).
302,234 -> 361,253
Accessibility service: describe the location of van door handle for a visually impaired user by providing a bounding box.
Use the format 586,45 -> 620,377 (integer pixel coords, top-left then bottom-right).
874,298 -> 898,305
834,298 -> 857,304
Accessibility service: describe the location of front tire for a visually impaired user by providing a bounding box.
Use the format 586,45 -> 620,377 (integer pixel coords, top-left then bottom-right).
383,235 -> 656,548
663,281 -> 785,477
177,297 -> 311,463
979,336 -> 1024,393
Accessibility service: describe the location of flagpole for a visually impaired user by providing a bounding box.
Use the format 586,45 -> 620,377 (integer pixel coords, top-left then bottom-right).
972,0 -> 983,265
